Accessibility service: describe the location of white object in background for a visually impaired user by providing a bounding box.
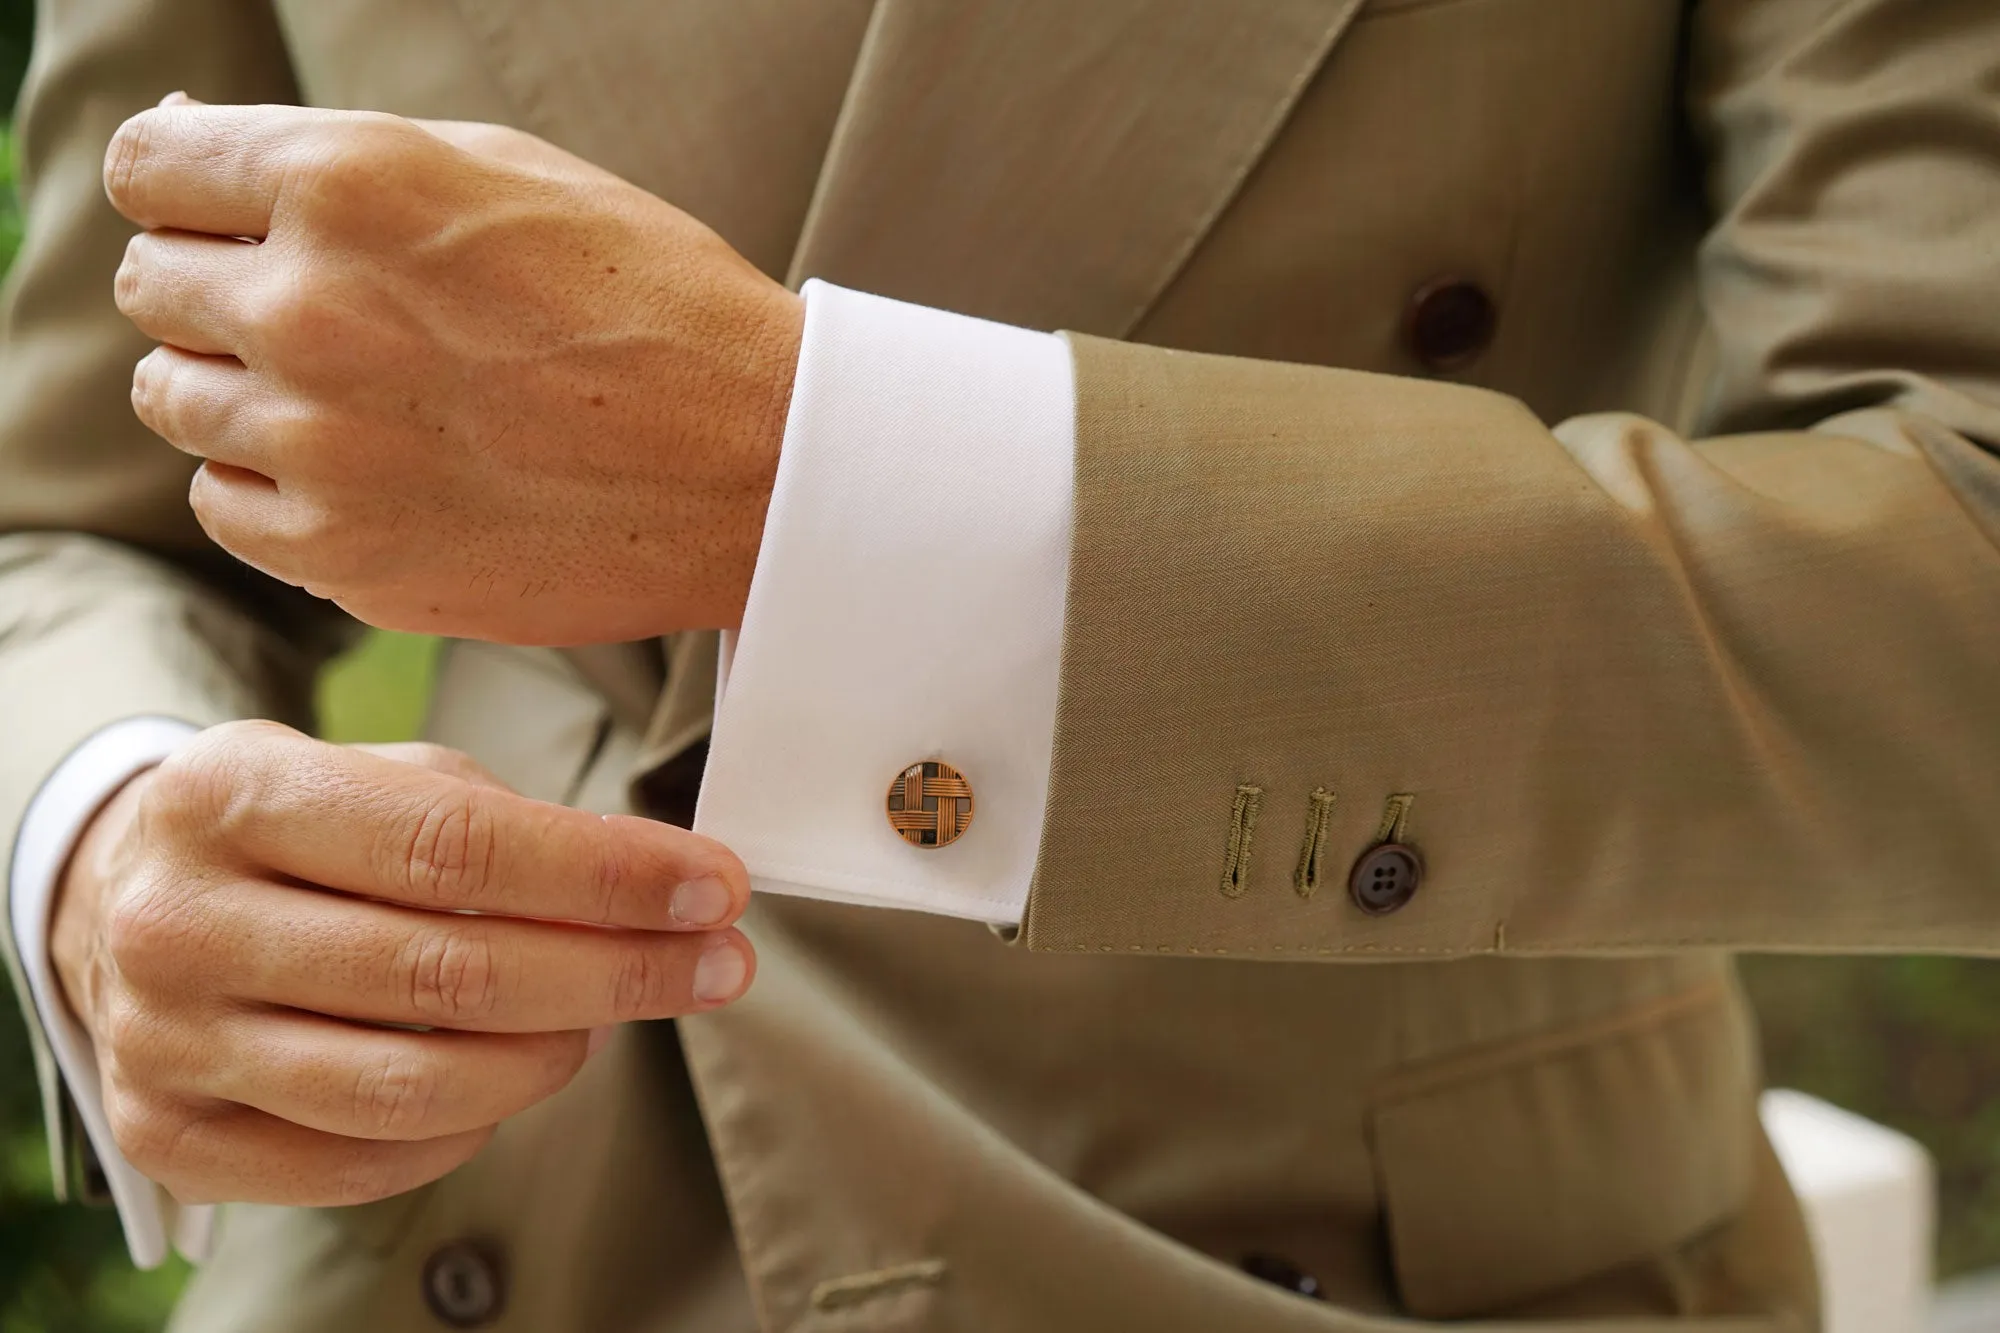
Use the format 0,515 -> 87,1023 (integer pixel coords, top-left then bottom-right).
1932,1266 -> 2000,1333
1760,1088 -> 1934,1333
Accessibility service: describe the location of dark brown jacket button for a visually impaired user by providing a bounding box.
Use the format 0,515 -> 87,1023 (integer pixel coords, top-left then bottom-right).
1349,843 -> 1423,915
1240,1252 -> 1324,1299
422,1240 -> 506,1328
1406,277 -> 1496,371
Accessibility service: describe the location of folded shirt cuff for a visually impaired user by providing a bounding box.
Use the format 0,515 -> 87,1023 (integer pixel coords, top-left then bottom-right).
8,715 -> 213,1267
696,281 -> 1075,925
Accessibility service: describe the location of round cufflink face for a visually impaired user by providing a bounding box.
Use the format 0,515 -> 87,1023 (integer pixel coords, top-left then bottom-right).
886,760 -> 974,847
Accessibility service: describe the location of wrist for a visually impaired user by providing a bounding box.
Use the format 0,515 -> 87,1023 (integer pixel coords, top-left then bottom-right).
746,287 -> 805,473
51,766 -> 154,1033
695,280 -> 804,632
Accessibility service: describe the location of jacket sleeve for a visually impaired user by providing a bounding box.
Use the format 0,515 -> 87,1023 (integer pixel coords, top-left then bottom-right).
1020,0 -> 2000,958
0,0 -> 347,1201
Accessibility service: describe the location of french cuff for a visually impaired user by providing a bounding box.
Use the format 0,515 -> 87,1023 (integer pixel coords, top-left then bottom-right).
695,281 -> 1075,926
8,716 -> 215,1267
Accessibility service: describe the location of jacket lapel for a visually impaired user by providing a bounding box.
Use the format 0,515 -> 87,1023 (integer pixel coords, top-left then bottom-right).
788,0 -> 1366,335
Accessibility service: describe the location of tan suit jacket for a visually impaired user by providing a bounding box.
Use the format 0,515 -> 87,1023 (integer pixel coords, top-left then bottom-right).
3,0 -> 1996,1327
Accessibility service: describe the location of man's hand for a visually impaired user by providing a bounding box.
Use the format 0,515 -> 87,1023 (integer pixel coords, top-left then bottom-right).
104,99 -> 804,645
50,722 -> 754,1207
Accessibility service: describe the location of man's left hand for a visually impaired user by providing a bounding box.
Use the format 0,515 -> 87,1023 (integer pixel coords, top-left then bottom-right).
106,98 -> 804,645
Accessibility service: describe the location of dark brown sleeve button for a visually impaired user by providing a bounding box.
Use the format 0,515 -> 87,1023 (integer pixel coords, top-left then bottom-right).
887,760 -> 974,847
422,1239 -> 507,1328
1405,277 -> 1496,371
1240,1252 -> 1324,1299
1349,842 -> 1423,915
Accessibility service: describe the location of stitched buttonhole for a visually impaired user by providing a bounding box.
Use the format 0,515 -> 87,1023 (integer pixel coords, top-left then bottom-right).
810,1258 -> 949,1312
1374,792 -> 1416,845
1219,783 -> 1265,899
1294,787 -> 1336,899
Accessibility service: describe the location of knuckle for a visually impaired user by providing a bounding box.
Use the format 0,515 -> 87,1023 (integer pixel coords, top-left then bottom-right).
352,1049 -> 441,1139
248,272 -> 343,355
146,733 -> 229,821
578,827 -> 628,927
184,464 -> 243,548
250,500 -> 353,593
539,1033 -> 592,1098
293,146 -> 366,220
459,125 -> 526,159
102,881 -> 199,984
348,111 -> 424,153
275,493 -> 337,553
106,1088 -> 191,1179
374,743 -> 503,792
99,992 -> 216,1093
207,499 -> 350,600
328,1151 -> 400,1207
103,113 -> 156,218
401,786 -> 498,907
96,992 -> 156,1072
103,1097 -> 160,1171
294,116 -> 418,219
130,353 -> 184,444
397,742 -> 457,772
259,405 -> 327,468
326,1132 -> 445,1208
397,926 -> 504,1025
210,717 -> 298,749
608,943 -> 675,1021
147,722 -> 285,841
391,743 -> 467,777
114,233 -> 149,315
297,511 -> 374,595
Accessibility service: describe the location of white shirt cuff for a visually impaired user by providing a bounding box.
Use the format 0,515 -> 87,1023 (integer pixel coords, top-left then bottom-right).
696,281 -> 1075,925
8,716 -> 213,1268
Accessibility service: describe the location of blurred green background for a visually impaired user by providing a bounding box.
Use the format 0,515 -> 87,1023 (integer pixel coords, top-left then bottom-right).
1,7 -> 1998,1330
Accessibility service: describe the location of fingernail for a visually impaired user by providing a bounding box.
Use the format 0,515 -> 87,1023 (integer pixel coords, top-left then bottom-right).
670,875 -> 734,927
586,1025 -> 615,1057
692,940 -> 748,1005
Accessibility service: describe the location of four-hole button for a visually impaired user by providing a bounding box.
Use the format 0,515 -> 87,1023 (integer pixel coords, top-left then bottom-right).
1348,842 -> 1423,916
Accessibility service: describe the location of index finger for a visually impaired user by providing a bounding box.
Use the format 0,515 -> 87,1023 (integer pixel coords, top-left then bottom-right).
174,726 -> 749,930
104,101 -> 326,237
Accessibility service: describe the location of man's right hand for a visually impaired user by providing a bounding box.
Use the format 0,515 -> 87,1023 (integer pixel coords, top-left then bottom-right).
48,720 -> 754,1208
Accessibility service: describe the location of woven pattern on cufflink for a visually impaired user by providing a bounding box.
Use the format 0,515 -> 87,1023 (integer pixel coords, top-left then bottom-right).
886,761 -> 974,847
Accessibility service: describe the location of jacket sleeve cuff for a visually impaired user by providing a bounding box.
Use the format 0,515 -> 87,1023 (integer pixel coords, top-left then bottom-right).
695,281 -> 1075,926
